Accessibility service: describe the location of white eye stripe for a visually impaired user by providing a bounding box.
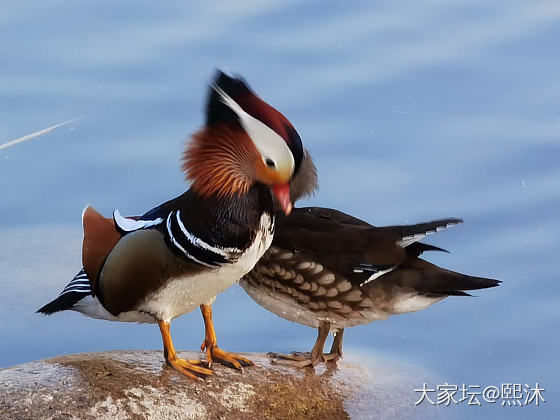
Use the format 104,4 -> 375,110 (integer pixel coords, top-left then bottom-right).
214,86 -> 295,176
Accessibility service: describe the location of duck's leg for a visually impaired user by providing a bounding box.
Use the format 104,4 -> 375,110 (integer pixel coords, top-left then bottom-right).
158,320 -> 213,380
199,304 -> 253,370
268,321 -> 330,367
308,321 -> 331,365
325,328 -> 344,366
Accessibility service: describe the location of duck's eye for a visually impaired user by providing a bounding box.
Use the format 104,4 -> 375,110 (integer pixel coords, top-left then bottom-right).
265,158 -> 276,169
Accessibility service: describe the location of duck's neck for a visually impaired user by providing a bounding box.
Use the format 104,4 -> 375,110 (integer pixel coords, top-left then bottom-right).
180,183 -> 274,250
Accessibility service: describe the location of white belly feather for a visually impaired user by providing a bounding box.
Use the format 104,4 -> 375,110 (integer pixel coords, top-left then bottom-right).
136,213 -> 273,322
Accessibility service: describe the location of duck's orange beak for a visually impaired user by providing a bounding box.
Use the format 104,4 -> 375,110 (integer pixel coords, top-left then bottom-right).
272,183 -> 292,215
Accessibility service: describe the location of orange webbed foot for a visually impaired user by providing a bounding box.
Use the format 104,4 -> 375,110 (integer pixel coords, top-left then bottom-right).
166,355 -> 213,381
201,340 -> 253,371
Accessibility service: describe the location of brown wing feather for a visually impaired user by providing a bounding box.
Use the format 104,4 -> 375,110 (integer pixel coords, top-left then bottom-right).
273,209 -> 406,279
82,206 -> 122,294
297,207 -> 372,227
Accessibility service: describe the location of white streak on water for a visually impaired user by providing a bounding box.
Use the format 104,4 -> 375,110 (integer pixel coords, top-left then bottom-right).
0,116 -> 82,151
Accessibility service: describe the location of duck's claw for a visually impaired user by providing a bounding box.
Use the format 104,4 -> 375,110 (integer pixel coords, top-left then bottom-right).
268,350 -> 341,367
167,356 -> 214,380
203,342 -> 253,371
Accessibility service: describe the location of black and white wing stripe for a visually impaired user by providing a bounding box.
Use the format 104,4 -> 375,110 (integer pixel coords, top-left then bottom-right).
59,268 -> 92,296
164,210 -> 242,267
37,268 -> 92,314
113,207 -> 243,268
353,263 -> 398,287
397,218 -> 463,247
113,209 -> 163,233
355,218 -> 463,287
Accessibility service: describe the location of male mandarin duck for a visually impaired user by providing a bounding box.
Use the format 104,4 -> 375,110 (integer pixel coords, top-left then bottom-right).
240,153 -> 500,366
37,71 -> 305,379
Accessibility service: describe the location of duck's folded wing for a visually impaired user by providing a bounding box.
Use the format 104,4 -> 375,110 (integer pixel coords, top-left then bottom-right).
295,207 -> 372,227
273,209 -> 407,286
273,209 -> 464,287
114,192 -> 242,268
82,205 -> 165,295
82,206 -> 122,294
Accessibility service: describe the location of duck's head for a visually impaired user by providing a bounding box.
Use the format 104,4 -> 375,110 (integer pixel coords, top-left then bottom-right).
183,71 -> 304,215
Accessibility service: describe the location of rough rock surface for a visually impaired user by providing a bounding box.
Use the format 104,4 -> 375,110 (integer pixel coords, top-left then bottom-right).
0,350 -> 442,419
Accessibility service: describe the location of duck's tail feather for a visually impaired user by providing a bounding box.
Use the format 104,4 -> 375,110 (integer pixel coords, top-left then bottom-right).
425,273 -> 502,297
393,258 -> 501,297
36,268 -> 91,314
394,218 -> 463,247
405,242 -> 449,257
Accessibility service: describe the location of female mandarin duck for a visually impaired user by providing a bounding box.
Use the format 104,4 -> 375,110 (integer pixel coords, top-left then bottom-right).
38,71 -> 305,380
240,153 -> 500,366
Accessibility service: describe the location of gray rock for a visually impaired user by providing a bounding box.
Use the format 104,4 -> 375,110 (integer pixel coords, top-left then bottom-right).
0,350 -> 443,419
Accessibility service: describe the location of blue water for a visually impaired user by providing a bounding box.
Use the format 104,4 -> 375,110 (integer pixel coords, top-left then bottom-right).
1,1 -> 558,418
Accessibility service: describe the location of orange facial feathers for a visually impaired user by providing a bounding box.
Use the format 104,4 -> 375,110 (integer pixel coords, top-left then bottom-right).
183,126 -> 260,198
